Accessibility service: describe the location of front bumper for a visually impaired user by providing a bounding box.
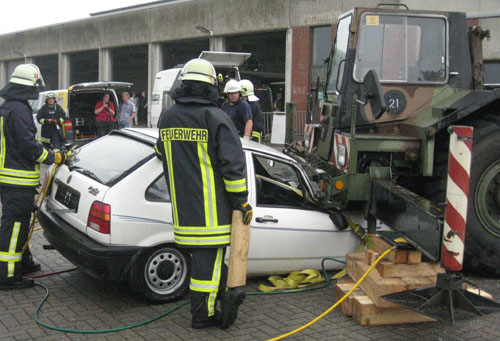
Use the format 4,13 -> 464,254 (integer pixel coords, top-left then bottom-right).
39,206 -> 142,281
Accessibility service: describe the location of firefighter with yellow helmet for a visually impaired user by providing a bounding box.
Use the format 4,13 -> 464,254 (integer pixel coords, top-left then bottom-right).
0,64 -> 67,290
239,79 -> 264,143
155,58 -> 252,329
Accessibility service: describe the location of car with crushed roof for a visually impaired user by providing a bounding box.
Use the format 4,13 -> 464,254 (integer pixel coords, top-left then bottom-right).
39,128 -> 360,302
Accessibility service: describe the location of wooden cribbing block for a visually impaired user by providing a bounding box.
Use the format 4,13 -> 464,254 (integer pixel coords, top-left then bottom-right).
401,276 -> 437,290
463,283 -> 494,300
346,253 -> 407,308
352,295 -> 436,326
370,236 -> 408,263
364,249 -> 379,265
334,278 -> 364,317
407,250 -> 422,264
376,261 -> 445,278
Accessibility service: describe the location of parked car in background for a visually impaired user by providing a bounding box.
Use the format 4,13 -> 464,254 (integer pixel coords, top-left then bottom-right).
39,128 -> 360,303
32,82 -> 132,145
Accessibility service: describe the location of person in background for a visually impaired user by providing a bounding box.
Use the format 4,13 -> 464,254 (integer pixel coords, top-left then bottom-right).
116,92 -> 136,129
130,92 -> 139,125
94,93 -> 116,137
0,64 -> 67,290
221,80 -> 253,139
273,92 -> 283,111
138,91 -> 148,126
36,92 -> 66,150
239,79 -> 264,143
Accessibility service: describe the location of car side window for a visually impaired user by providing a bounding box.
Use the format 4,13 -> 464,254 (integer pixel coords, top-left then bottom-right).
146,175 -> 170,202
253,155 -> 307,208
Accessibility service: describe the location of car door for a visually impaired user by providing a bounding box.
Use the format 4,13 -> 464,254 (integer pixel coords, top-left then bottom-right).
246,151 -> 359,274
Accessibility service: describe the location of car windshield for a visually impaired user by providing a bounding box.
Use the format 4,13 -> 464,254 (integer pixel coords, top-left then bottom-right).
67,134 -> 154,186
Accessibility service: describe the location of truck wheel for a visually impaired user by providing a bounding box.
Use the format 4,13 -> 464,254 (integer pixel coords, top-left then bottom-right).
464,119 -> 500,276
130,245 -> 190,302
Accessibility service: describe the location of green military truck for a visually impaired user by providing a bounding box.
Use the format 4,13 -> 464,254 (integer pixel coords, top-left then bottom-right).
290,4 -> 500,276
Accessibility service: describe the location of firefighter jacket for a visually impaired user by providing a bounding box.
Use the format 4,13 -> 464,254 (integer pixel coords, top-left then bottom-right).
248,100 -> 263,133
0,83 -> 55,188
155,81 -> 248,248
36,103 -> 66,144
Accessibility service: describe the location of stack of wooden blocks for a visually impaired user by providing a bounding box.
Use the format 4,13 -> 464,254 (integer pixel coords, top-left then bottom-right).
335,236 -> 445,326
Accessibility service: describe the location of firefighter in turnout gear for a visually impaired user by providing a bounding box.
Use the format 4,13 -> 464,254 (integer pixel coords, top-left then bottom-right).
36,92 -> 66,150
0,64 -> 67,290
239,79 -> 264,143
221,79 -> 253,139
155,58 -> 252,329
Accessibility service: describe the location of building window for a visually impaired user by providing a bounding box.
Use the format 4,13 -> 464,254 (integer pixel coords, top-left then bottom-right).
311,26 -> 332,91
484,60 -> 500,86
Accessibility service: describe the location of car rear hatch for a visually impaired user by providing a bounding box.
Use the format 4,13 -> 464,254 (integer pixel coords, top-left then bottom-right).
67,81 -> 132,142
44,130 -> 154,244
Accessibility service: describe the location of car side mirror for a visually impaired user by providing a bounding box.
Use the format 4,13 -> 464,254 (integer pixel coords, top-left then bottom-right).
364,69 -> 386,119
329,210 -> 348,231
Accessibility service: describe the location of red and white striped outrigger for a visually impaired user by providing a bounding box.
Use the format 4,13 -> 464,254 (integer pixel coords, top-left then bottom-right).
442,126 -> 473,271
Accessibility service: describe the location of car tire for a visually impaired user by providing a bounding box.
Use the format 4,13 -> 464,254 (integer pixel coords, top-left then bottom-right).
130,245 -> 190,303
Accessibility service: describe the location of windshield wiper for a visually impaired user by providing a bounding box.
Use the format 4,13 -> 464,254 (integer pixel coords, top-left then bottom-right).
71,166 -> 102,183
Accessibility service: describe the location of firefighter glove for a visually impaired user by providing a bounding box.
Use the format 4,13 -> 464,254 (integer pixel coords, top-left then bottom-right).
53,151 -> 68,165
236,202 -> 253,225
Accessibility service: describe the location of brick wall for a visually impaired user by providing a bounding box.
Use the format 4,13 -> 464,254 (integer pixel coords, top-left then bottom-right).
290,26 -> 311,112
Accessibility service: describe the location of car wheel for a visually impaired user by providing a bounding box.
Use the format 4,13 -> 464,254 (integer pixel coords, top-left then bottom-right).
130,245 -> 190,303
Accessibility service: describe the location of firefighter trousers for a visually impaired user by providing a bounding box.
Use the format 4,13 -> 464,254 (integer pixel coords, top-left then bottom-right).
189,247 -> 227,318
0,186 -> 36,282
41,130 -> 65,151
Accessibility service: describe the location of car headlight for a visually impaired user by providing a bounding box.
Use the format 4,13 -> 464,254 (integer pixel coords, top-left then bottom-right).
337,143 -> 346,167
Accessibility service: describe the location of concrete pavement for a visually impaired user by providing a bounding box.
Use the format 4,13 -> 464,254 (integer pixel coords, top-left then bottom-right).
0,228 -> 499,340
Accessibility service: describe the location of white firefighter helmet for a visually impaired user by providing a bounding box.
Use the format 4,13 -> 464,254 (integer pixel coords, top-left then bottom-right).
10,64 -> 45,87
239,79 -> 259,101
224,79 -> 242,93
180,58 -> 217,85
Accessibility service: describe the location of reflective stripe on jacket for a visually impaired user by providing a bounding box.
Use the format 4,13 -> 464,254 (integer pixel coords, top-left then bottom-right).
0,99 -> 54,187
36,103 -> 66,141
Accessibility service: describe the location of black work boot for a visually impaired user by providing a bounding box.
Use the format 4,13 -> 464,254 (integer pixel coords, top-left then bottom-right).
22,249 -> 41,275
191,296 -> 221,329
220,287 -> 246,329
192,311 -> 221,329
0,278 -> 34,290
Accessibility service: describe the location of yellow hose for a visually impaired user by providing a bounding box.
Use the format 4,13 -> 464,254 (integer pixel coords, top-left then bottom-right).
267,246 -> 397,341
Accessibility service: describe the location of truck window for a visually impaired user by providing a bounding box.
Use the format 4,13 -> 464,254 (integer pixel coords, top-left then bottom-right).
354,14 -> 447,83
327,15 -> 352,94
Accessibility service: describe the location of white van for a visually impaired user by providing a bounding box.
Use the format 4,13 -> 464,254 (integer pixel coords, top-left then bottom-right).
150,51 -> 251,128
32,82 -> 132,145
150,68 -> 182,128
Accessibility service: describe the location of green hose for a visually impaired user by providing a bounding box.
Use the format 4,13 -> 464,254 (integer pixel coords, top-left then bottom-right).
34,257 -> 346,334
